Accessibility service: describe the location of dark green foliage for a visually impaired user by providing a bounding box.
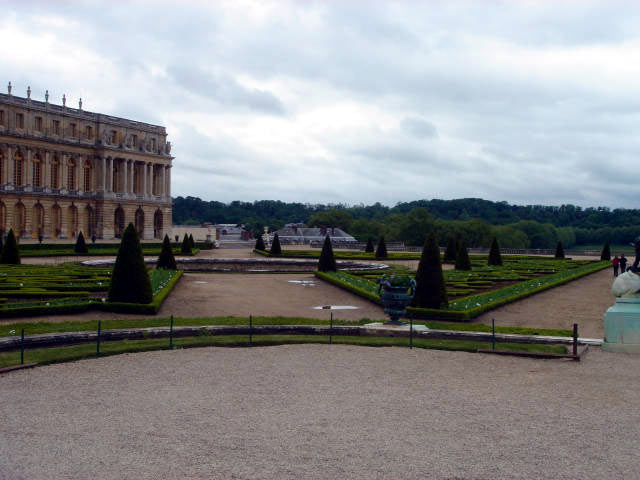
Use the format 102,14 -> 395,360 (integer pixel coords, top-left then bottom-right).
189,234 -> 195,249
555,241 -> 565,259
365,237 -> 374,253
0,234 -> 3,253
375,236 -> 388,258
74,231 -> 88,254
412,232 -> 448,309
157,234 -> 177,270
181,233 -> 192,254
455,240 -> 472,271
270,233 -> 282,255
255,235 -> 266,251
0,229 -> 20,265
108,223 -> 152,303
317,235 -> 337,272
488,237 -> 502,266
601,242 -> 611,261
444,237 -> 457,262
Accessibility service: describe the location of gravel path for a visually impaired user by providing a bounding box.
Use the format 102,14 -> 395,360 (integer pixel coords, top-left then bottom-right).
1,344 -> 639,479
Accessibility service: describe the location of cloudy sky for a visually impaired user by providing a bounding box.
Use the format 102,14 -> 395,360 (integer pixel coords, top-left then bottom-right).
2,0 -> 640,208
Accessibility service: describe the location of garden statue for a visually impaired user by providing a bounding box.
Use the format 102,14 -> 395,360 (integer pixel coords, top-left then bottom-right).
604,264 -> 640,353
377,274 -> 416,325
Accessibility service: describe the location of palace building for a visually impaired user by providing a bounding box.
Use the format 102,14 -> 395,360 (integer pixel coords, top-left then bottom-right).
0,82 -> 173,240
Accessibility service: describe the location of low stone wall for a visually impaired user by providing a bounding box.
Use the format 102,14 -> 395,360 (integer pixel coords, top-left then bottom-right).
83,257 -> 388,273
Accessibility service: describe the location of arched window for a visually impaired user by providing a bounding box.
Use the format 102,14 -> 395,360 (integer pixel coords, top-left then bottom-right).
67,159 -> 76,190
51,156 -> 59,189
68,205 -> 78,237
84,160 -> 92,192
114,206 -> 125,238
135,207 -> 145,238
112,162 -> 119,192
32,203 -> 44,236
14,202 -> 25,237
13,151 -> 23,186
51,204 -> 62,238
153,209 -> 163,239
33,154 -> 42,188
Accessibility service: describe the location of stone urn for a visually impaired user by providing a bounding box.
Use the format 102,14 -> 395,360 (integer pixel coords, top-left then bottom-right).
377,275 -> 417,325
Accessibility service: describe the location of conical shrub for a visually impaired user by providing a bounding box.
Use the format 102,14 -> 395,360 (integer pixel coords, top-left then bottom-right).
365,237 -> 374,253
0,229 -> 20,264
488,236 -> 502,266
455,240 -> 472,271
157,234 -> 177,270
270,233 -> 282,255
555,241 -> 565,259
318,235 -> 337,272
108,223 -> 152,303
601,242 -> 611,261
181,233 -> 192,254
412,232 -> 448,309
444,237 -> 457,263
375,236 -> 388,258
189,233 -> 195,249
74,231 -> 88,254
255,235 -> 266,251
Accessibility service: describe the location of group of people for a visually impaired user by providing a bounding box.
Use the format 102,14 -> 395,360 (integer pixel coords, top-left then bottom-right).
612,236 -> 640,277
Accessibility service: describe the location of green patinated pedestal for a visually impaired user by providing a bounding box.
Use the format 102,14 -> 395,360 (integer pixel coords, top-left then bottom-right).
602,297 -> 640,353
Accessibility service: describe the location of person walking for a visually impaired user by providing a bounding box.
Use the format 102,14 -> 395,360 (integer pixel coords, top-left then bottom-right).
620,254 -> 628,274
632,237 -> 640,272
612,255 -> 620,277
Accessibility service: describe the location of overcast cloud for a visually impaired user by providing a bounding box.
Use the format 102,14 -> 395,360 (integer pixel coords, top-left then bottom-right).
2,0 -> 640,208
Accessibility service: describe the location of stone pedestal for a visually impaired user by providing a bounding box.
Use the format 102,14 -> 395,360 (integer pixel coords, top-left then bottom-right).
602,298 -> 640,353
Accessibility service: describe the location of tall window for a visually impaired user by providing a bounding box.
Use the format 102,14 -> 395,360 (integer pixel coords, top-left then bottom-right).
85,125 -> 93,139
151,138 -> 156,151
70,123 -> 77,137
132,134 -> 137,147
51,156 -> 59,188
34,116 -> 43,131
68,159 -> 76,190
0,110 -> 4,125
0,151 -> 3,184
84,160 -> 92,192
52,120 -> 60,135
16,113 -> 24,129
13,152 -> 23,185
110,130 -> 117,144
33,155 -> 42,188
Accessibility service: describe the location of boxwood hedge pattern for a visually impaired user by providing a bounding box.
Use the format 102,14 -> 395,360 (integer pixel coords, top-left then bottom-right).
0,264 -> 182,317
316,257 -> 609,321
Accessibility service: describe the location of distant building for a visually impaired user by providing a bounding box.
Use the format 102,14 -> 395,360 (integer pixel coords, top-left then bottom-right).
213,224 -> 253,241
271,223 -> 357,244
169,223 -> 216,243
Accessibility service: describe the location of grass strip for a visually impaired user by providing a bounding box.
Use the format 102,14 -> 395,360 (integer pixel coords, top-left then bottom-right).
0,334 -> 568,368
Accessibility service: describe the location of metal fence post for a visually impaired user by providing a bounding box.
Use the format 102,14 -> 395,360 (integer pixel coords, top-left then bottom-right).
409,318 -> 413,349
329,312 -> 333,345
96,320 -> 101,357
169,315 -> 174,349
573,323 -> 578,357
249,314 -> 253,346
20,328 -> 24,365
492,318 -> 496,351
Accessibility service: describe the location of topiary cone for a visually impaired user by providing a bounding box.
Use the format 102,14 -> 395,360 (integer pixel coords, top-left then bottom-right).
488,236 -> 502,266
108,223 -> 152,303
375,236 -> 388,258
270,233 -> 282,255
317,235 -> 337,272
0,229 -> 20,265
412,232 -> 448,309
74,231 -> 88,254
255,235 -> 266,251
455,240 -> 472,271
157,234 -> 177,270
181,233 -> 192,254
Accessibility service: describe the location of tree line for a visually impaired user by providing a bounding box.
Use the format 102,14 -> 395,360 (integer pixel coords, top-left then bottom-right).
173,196 -> 640,248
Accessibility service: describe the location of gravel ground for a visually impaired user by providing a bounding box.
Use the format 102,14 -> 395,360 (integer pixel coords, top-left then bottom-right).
1,344 -> 639,479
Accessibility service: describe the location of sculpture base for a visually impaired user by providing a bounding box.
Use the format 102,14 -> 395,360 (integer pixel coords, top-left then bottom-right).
602,298 -> 640,354
364,322 -> 429,332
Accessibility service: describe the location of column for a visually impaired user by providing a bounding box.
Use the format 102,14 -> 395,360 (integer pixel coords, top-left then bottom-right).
129,160 -> 134,194
142,162 -> 147,199
44,151 -> 51,190
122,159 -> 127,196
25,149 -> 33,186
7,146 -> 13,186
101,157 -> 106,191
165,165 -> 171,198
108,157 -> 113,192
160,164 -> 166,197
61,154 -> 67,190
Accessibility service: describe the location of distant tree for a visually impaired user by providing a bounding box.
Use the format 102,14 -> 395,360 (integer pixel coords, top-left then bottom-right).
181,233 -> 192,254
365,237 -> 374,253
255,235 -> 266,251
317,235 -> 337,272
555,241 -> 565,259
270,233 -> 282,255
74,231 -> 88,254
0,229 -> 20,264
375,236 -> 388,258
157,234 -> 177,270
108,223 -> 152,303
601,241 -> 611,261
189,233 -> 195,249
488,236 -> 502,266
455,240 -> 472,271
307,209 -> 354,232
443,237 -> 457,262
412,232 -> 448,309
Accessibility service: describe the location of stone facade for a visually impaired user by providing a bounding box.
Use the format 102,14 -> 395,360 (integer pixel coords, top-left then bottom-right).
0,84 -> 173,240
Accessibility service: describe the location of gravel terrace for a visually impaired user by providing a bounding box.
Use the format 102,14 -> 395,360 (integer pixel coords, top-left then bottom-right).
1,344 -> 639,479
